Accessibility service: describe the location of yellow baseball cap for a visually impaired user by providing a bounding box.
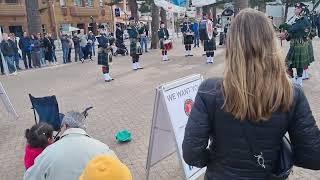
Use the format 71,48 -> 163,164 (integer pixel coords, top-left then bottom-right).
79,155 -> 132,180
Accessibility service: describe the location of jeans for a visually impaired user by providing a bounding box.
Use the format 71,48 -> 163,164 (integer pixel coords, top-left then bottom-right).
4,56 -> 16,73
40,48 -> 46,65
80,46 -> 85,60
62,47 -> 70,63
74,47 -> 80,62
92,44 -> 96,56
31,51 -> 41,68
14,53 -> 20,69
140,36 -> 148,52
52,49 -> 57,62
22,51 -> 32,69
194,35 -> 200,47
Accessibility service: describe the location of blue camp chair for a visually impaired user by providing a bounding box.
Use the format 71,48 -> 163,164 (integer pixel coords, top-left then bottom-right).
29,94 -> 64,131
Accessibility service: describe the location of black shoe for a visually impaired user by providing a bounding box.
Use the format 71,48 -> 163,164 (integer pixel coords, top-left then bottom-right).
189,54 -> 194,56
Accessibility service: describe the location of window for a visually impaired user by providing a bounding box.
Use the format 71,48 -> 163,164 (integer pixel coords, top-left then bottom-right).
74,0 -> 82,6
87,0 -> 93,7
5,0 -> 18,3
42,25 -> 46,33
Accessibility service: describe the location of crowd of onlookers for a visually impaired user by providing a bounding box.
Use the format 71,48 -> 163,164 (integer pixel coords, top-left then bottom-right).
0,29 -> 99,76
23,111 -> 132,180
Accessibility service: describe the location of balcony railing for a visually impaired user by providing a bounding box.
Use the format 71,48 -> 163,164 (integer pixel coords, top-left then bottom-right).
70,6 -> 99,17
0,3 -> 26,16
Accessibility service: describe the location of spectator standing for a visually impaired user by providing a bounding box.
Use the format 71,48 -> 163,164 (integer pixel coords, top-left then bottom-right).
24,123 -> 54,170
61,34 -> 70,64
87,31 -> 96,56
139,22 -> 148,53
42,34 -> 54,65
48,33 -> 57,64
0,33 -> 17,75
182,9 -> 320,180
115,24 -> 124,44
24,111 -> 116,180
192,19 -> 200,48
38,33 -> 46,66
72,33 -> 81,62
9,33 -> 22,70
67,35 -> 73,63
0,52 -> 4,75
79,29 -> 88,61
30,34 -> 42,68
19,32 -> 33,69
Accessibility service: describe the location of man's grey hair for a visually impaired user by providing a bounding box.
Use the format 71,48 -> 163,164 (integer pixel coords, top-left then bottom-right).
61,111 -> 86,130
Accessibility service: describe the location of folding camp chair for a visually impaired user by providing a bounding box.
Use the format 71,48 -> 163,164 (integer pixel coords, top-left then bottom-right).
29,94 -> 64,131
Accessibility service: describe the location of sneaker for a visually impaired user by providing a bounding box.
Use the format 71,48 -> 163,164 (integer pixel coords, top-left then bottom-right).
81,58 -> 84,63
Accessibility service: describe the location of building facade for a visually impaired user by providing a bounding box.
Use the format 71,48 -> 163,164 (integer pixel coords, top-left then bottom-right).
0,0 -> 113,37
39,0 -> 113,37
0,0 -> 27,37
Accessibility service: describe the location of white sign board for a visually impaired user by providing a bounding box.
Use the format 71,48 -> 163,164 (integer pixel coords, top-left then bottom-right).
146,74 -> 205,180
192,0 -> 216,7
0,82 -> 18,120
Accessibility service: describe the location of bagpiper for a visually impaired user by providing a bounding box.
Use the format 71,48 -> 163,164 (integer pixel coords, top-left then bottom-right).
280,2 -> 313,87
200,13 -> 218,64
181,15 -> 194,57
127,17 -> 143,71
97,25 -> 114,82
158,21 -> 170,61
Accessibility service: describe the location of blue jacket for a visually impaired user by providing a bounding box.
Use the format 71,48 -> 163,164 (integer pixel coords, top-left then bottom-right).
19,37 -> 32,52
192,22 -> 200,36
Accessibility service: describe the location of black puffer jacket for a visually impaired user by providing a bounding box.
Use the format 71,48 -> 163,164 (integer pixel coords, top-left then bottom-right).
182,78 -> 320,180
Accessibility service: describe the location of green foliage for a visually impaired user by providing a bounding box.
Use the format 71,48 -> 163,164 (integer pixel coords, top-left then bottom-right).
139,2 -> 151,13
105,0 -> 123,6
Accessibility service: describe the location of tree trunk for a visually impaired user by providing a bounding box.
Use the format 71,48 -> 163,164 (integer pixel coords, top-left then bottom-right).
234,0 -> 249,15
203,5 -> 210,16
284,2 -> 289,23
160,7 -> 167,27
258,3 -> 266,13
128,0 -> 139,21
151,2 -> 159,49
211,5 -> 217,20
26,0 -> 42,35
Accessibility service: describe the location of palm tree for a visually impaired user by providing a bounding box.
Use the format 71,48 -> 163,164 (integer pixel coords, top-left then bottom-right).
128,0 -> 139,20
234,0 -> 249,15
160,7 -> 167,26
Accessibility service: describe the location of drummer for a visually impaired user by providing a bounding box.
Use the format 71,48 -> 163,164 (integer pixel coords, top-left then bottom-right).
200,14 -> 218,64
158,21 -> 170,61
181,15 -> 194,57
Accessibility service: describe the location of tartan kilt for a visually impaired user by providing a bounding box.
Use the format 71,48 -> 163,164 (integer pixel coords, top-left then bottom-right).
307,40 -> 315,64
286,39 -> 310,68
204,38 -> 216,52
159,39 -> 165,50
130,41 -> 137,56
184,35 -> 194,45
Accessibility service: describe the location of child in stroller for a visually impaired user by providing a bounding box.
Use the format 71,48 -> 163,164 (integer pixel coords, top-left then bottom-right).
114,39 -> 129,56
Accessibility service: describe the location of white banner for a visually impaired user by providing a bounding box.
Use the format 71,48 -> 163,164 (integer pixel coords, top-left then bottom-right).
154,0 -> 186,13
191,0 -> 216,7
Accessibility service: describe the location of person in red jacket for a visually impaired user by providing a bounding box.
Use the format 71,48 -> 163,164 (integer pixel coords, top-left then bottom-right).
24,123 -> 54,170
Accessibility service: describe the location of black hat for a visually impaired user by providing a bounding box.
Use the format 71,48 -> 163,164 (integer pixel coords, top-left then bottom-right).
98,25 -> 104,29
184,14 -> 188,18
129,16 -> 135,21
160,21 -> 164,24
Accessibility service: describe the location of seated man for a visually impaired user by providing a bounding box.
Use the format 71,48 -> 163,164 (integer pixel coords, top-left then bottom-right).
24,111 -> 116,180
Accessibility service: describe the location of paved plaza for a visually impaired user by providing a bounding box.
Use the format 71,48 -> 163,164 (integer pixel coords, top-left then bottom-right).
0,38 -> 319,180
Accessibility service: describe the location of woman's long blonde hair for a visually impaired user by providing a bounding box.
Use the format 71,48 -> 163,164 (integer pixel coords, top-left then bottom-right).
223,9 -> 293,121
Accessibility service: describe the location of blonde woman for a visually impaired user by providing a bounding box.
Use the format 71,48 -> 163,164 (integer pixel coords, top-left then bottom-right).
182,9 -> 320,180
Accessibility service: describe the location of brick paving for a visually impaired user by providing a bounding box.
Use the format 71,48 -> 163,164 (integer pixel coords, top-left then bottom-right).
0,38 -> 319,180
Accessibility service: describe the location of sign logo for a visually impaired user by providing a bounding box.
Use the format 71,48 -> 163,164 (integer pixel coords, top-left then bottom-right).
184,99 -> 194,116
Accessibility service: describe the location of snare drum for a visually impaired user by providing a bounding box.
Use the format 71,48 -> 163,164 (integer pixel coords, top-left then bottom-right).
164,40 -> 173,51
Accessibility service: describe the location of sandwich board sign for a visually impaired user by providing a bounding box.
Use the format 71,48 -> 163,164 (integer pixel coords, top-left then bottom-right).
146,74 -> 206,180
0,82 -> 18,120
